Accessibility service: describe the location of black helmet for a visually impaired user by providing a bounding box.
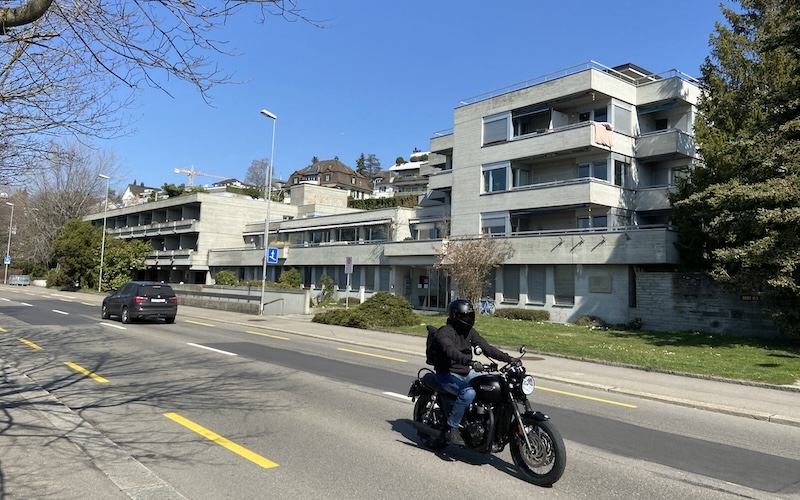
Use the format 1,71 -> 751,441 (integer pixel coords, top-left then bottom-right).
448,299 -> 475,329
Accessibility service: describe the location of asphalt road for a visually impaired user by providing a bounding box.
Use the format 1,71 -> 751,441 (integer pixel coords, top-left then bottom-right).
1,288 -> 799,499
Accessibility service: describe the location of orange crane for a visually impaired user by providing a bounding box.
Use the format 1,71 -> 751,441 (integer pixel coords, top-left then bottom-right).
173,165 -> 227,187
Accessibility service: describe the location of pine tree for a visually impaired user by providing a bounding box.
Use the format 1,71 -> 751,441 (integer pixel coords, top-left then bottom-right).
670,0 -> 800,335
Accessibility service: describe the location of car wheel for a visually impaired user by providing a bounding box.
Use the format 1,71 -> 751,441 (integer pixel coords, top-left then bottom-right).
101,303 -> 110,319
121,307 -> 131,324
165,316 -> 176,324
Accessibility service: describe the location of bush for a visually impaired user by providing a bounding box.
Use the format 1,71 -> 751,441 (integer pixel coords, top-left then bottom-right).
214,270 -> 238,286
574,315 -> 607,328
277,268 -> 302,288
318,275 -> 335,303
311,292 -> 419,329
356,292 -> 418,327
311,309 -> 370,328
46,268 -> 74,289
494,308 -> 550,322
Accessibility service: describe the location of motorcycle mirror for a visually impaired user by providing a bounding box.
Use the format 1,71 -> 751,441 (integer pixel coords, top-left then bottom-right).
519,345 -> 526,355
474,346 -> 483,356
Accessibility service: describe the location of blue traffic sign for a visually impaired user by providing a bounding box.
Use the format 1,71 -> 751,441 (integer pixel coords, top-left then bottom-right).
3,255 -> 9,265
267,247 -> 279,264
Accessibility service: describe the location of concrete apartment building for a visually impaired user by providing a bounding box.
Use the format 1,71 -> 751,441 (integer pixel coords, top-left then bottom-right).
86,61 -> 712,327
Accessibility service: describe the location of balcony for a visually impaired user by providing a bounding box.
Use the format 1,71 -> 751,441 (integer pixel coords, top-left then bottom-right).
430,130 -> 454,155
484,178 -> 623,213
490,122 -> 632,162
636,75 -> 700,107
111,219 -> 200,238
635,186 -> 674,212
635,129 -> 695,160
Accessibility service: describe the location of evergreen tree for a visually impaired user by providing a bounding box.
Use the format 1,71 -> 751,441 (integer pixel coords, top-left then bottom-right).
365,154 -> 381,177
355,153 -> 367,175
670,0 -> 800,335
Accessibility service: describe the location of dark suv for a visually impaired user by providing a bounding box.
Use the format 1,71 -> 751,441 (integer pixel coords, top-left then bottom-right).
101,281 -> 178,324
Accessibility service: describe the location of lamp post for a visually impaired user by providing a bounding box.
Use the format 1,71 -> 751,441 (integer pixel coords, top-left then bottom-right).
259,108 -> 277,315
98,174 -> 110,292
3,202 -> 13,285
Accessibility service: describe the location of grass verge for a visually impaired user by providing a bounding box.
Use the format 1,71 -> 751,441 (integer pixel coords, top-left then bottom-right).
389,314 -> 800,386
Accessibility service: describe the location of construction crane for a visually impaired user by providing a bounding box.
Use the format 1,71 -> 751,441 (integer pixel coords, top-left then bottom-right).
173,165 -> 227,187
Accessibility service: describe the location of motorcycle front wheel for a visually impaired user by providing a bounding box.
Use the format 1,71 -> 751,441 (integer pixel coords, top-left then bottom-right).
510,417 -> 566,487
412,393 -> 447,450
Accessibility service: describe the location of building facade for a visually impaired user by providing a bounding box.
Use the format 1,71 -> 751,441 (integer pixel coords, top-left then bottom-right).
86,61 -> 709,327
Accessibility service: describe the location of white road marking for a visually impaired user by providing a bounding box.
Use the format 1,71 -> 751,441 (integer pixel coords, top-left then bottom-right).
100,322 -> 126,330
53,310 -> 69,315
383,391 -> 412,402
187,343 -> 238,356
20,302 -> 32,307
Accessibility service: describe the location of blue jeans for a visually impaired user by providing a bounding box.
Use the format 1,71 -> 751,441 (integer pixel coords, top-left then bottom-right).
435,371 -> 479,428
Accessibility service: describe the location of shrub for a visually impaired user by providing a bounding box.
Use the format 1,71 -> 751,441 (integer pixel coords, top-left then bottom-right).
214,270 -> 238,286
574,315 -> 607,328
278,268 -> 302,288
311,309 -> 370,328
356,292 -> 418,327
46,268 -> 73,289
317,275 -> 335,303
494,308 -> 550,322
311,292 -> 419,329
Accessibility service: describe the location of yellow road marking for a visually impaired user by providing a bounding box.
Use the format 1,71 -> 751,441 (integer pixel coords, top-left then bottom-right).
337,347 -> 407,363
64,362 -> 109,383
164,412 -> 279,469
0,327 -> 7,332
537,386 -> 637,408
18,338 -> 42,350
185,319 -> 214,327
246,330 -> 289,340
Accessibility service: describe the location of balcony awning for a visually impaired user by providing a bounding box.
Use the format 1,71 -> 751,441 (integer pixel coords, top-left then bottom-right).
277,219 -> 391,233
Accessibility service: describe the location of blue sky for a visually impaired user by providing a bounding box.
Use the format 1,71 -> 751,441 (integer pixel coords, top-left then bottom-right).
107,0 -> 728,190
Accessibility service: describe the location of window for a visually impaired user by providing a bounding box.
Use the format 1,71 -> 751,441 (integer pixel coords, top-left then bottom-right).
351,177 -> 356,184
593,106 -> 608,123
577,161 -> 608,181
503,265 -> 520,302
337,227 -> 357,242
554,265 -> 575,306
481,212 -> 508,236
655,118 -> 669,130
578,216 -> 608,228
483,162 -> 509,193
526,265 -> 546,304
365,267 -> 375,291
483,114 -> 509,145
365,225 -> 388,241
513,107 -> 550,136
311,230 -> 330,244
292,177 -> 299,184
324,174 -> 331,182
614,160 -> 631,188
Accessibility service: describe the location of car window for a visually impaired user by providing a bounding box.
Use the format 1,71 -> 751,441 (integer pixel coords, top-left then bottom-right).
138,285 -> 175,297
118,283 -> 133,294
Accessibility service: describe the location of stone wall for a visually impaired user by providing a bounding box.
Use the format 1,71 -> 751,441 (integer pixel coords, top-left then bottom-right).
633,272 -> 779,337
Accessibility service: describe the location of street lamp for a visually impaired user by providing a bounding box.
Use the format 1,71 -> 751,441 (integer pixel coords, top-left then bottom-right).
3,202 -> 13,285
98,174 -> 110,292
259,108 -> 277,315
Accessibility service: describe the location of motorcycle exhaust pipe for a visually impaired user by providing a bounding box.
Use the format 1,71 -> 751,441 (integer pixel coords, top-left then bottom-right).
405,419 -> 442,438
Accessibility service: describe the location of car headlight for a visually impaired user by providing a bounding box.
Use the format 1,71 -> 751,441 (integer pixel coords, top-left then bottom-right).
521,375 -> 535,395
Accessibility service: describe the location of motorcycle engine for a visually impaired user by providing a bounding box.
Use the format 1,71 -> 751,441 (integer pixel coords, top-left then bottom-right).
464,403 -> 491,447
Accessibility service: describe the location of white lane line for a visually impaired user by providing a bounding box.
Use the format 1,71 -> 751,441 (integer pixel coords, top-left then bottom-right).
100,322 -> 126,330
20,302 -> 32,307
383,392 -> 412,402
1,298 -> 9,302
53,310 -> 69,315
187,343 -> 238,356
50,294 -> 73,299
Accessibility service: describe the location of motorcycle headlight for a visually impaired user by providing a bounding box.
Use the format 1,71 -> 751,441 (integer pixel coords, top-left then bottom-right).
521,375 -> 535,395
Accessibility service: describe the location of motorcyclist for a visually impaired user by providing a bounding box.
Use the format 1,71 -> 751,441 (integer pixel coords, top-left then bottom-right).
428,299 -> 514,446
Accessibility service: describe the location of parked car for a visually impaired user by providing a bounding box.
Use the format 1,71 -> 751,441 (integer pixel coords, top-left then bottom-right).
101,281 -> 178,324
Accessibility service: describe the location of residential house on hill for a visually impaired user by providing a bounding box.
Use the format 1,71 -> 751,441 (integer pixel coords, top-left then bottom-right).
286,158 -> 372,200
121,183 -> 164,207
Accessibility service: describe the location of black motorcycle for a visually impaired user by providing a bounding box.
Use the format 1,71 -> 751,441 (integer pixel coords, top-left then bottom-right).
406,339 -> 566,487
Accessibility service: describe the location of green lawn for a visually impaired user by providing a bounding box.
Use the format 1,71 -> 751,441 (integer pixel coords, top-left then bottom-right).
390,314 -> 800,386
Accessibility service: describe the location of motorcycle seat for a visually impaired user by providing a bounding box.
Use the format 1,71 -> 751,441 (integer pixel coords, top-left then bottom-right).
421,372 -> 458,396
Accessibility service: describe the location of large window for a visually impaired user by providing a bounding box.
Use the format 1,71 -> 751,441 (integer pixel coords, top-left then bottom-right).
481,212 -> 508,236
483,114 -> 510,145
512,106 -> 550,137
577,161 -> 608,181
365,225 -> 388,241
577,216 -> 608,229
503,265 -> 520,302
483,162 -> 509,193
526,265 -> 546,304
554,265 -> 575,306
337,227 -> 357,242
614,160 -> 631,188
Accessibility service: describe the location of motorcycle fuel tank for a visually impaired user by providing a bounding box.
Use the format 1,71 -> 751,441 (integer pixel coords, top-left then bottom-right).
470,374 -> 505,403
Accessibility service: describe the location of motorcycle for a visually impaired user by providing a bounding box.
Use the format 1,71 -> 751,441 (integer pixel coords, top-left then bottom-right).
406,332 -> 567,487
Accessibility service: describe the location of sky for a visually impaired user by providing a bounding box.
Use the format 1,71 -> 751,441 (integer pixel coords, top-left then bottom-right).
105,0 -> 730,191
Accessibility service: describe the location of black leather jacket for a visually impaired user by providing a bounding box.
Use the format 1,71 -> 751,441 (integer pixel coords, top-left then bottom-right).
431,319 -> 512,375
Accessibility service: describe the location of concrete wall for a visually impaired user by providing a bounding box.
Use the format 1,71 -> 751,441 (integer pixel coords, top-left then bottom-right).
172,284 -> 310,316
633,272 -> 779,337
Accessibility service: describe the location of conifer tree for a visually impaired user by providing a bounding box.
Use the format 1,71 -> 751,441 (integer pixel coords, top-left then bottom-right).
670,0 -> 800,335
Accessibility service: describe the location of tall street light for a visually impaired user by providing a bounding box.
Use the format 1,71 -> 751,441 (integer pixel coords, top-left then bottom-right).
4,202 -> 13,285
259,108 -> 277,315
98,174 -> 110,292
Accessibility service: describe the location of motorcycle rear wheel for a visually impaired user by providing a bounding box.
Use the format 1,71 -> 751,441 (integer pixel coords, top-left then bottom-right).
413,394 -> 447,450
510,417 -> 566,487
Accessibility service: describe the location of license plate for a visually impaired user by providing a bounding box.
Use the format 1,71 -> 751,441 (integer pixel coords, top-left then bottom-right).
150,298 -> 166,303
